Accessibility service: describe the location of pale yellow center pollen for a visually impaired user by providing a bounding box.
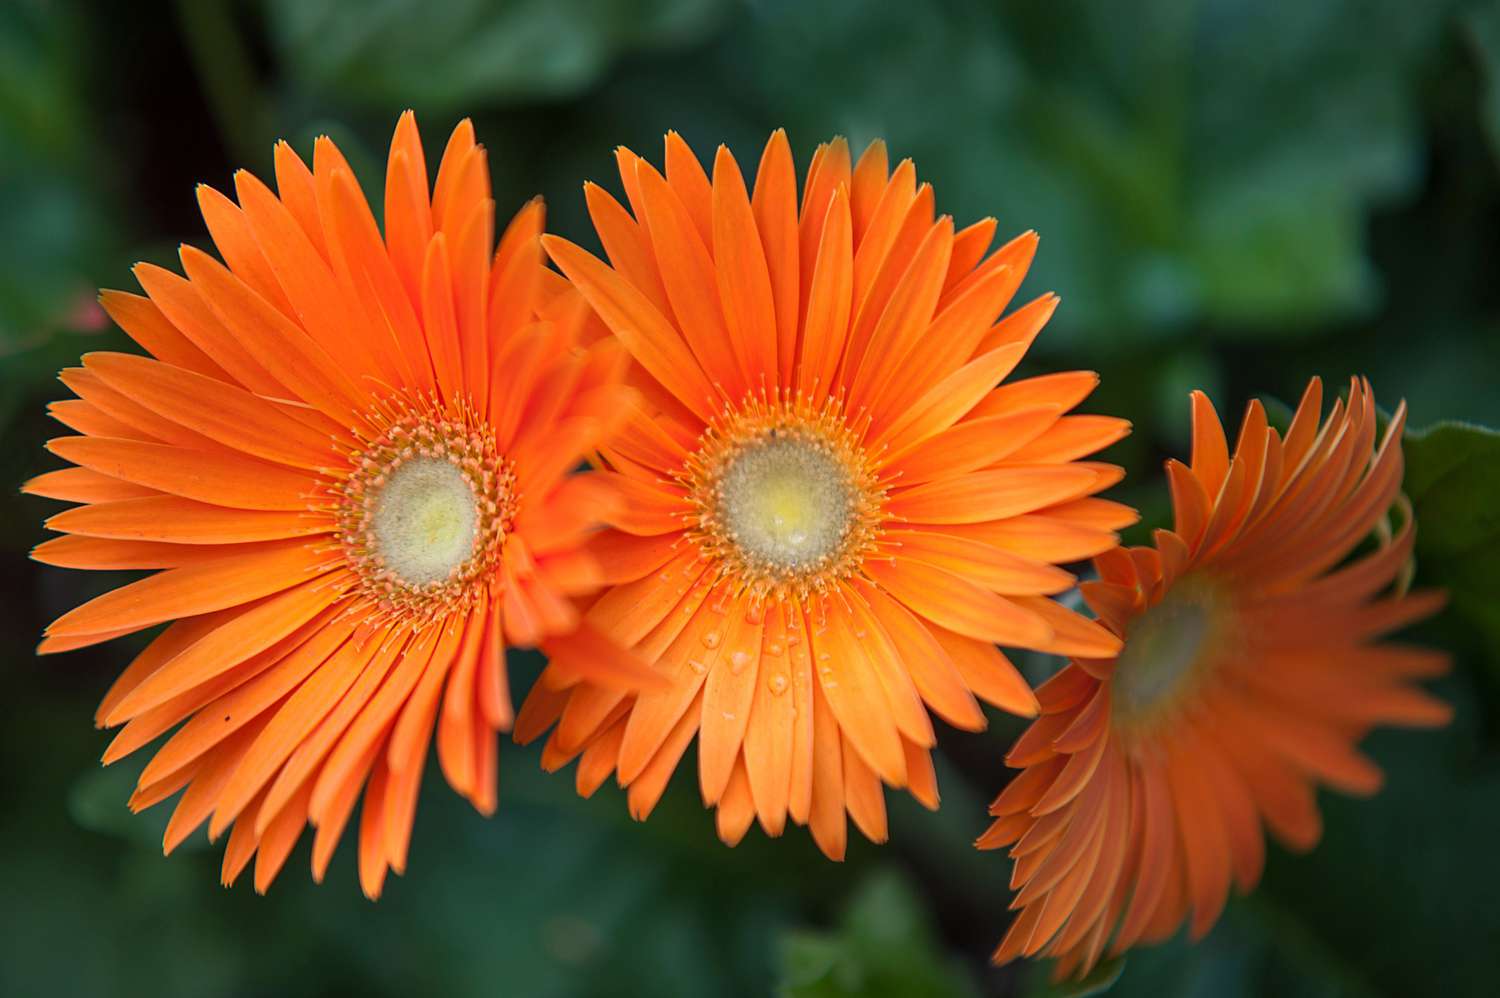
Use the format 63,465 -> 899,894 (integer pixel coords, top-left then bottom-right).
332,393 -> 514,625
683,393 -> 884,602
717,433 -> 856,573
369,456 -> 480,586
1111,577 -> 1227,726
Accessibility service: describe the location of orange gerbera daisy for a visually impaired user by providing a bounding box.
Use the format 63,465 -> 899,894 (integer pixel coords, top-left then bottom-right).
28,113 -> 644,897
517,131 -> 1133,858
982,378 -> 1451,979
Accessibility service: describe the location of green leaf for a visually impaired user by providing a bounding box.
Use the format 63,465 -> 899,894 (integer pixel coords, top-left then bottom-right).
67,754 -> 185,851
1467,3 -> 1500,169
1075,898 -> 1384,998
0,2 -> 121,433
1026,956 -> 1126,998
261,0 -> 734,109
775,871 -> 980,998
734,0 -> 1457,344
1404,420 -> 1500,678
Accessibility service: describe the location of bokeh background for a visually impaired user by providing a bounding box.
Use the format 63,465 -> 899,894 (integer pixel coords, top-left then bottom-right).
3,1 -> 1499,995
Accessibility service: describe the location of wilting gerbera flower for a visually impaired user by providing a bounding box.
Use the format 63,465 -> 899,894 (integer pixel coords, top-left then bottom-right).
981,378 -> 1451,978
517,131 -> 1133,858
28,113 -> 646,897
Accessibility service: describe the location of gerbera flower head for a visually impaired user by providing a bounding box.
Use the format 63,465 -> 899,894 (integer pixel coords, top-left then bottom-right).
981,378 -> 1451,979
28,113 -> 646,898
520,131 -> 1133,858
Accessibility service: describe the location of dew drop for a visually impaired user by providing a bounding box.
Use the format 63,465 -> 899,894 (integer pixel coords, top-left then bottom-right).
730,649 -> 752,674
767,673 -> 789,696
702,630 -> 722,649
688,659 -> 709,675
765,642 -> 784,657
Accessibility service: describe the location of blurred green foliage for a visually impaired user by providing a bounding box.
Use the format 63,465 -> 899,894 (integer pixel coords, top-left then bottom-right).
776,872 -> 979,998
265,0 -> 733,107
2,0 -> 1499,996
1407,423 -> 1500,683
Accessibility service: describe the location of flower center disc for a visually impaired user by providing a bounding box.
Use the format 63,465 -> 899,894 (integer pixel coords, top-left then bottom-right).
717,432 -> 855,574
334,397 -> 515,622
369,457 -> 479,586
1111,578 -> 1225,727
685,397 -> 885,602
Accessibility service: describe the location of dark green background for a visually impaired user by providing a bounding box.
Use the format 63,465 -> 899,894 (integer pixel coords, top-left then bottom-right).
3,1 -> 1498,995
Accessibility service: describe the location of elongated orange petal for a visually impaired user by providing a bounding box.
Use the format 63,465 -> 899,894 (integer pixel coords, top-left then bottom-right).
543,235 -> 716,422
83,351 -> 336,469
697,597 -> 764,805
47,539 -> 334,638
48,495 -> 331,544
865,558 -> 1051,648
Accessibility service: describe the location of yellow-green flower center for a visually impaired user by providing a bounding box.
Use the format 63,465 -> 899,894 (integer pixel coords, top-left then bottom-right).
717,433 -> 856,574
683,394 -> 885,602
333,395 -> 515,624
369,456 -> 480,586
1112,577 -> 1227,727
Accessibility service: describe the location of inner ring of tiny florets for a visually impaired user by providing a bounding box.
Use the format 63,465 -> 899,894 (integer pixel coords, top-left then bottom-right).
1111,576 -> 1228,728
334,397 -> 514,621
683,397 -> 883,601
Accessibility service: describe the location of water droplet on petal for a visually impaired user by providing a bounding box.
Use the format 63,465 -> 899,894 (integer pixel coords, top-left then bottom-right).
688,659 -> 709,675
702,630 -> 722,649
730,649 -> 752,674
768,673 -> 789,696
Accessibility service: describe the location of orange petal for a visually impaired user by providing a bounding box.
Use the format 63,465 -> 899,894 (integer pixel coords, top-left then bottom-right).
712,144 -> 779,388
750,129 -> 800,386
23,467 -> 157,504
809,596 -> 906,787
928,625 -> 1039,717
742,601 -> 794,836
852,579 -> 985,730
864,558 -> 1051,649
883,530 -> 1075,596
83,351 -> 336,470
47,495 -> 332,544
841,730 -> 889,843
795,186 -> 854,403
47,538 -> 335,638
806,676 -> 847,861
886,465 -> 1104,525
102,570 -> 350,726
697,598 -> 764,805
635,159 -> 744,397
98,289 -> 228,381
543,235 -> 716,422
